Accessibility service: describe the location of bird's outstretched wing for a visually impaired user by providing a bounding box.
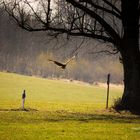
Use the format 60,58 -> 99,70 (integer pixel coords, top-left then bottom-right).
65,56 -> 75,65
48,59 -> 65,67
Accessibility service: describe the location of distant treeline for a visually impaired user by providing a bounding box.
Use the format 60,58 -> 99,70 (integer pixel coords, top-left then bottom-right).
0,8 -> 123,84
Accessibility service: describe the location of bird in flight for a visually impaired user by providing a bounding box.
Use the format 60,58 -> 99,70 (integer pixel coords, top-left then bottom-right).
48,56 -> 75,69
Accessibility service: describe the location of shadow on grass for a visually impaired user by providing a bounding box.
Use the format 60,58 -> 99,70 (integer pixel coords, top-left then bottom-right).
0,108 -> 38,112
0,108 -> 139,124
44,110 -> 140,124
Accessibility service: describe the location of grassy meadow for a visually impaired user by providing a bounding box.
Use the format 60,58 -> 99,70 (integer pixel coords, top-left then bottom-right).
0,72 -> 140,140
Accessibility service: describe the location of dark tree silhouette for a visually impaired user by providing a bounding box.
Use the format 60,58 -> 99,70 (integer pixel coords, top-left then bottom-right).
3,0 -> 140,111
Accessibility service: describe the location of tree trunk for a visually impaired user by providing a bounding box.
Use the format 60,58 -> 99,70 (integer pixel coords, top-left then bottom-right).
119,0 -> 140,112
120,43 -> 140,111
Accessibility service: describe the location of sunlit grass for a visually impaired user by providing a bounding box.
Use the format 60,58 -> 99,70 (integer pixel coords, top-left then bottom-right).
0,72 -> 122,110
0,72 -> 140,140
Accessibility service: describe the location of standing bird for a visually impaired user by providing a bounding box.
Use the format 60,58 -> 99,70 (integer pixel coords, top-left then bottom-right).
48,56 -> 75,69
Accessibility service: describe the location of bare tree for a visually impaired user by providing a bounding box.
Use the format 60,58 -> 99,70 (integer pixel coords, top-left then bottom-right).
3,0 -> 140,112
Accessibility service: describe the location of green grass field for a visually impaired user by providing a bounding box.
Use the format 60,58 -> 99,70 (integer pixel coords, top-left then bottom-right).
0,72 -> 140,140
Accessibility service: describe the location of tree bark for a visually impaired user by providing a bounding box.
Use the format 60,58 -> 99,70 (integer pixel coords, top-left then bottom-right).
119,0 -> 140,112
120,41 -> 140,111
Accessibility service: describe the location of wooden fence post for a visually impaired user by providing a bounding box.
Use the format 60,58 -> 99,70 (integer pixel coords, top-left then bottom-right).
106,74 -> 110,109
22,90 -> 26,109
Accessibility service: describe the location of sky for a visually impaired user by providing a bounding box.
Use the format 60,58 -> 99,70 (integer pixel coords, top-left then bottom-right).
4,0 -> 56,10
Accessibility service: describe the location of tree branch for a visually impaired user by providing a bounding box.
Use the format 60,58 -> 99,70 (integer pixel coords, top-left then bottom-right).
79,0 -> 121,19
66,0 -> 121,45
102,0 -> 121,15
4,0 -> 119,46
18,25 -> 115,43
89,49 -> 119,55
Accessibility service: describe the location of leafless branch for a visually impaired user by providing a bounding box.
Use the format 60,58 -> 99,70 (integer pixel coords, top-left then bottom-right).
24,0 -> 47,25
102,0 -> 121,15
70,37 -> 86,56
3,0 -> 122,47
66,0 -> 121,44
79,0 -> 121,19
89,49 -> 119,55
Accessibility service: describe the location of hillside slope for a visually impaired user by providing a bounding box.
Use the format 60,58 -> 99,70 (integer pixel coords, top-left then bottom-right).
0,72 -> 123,110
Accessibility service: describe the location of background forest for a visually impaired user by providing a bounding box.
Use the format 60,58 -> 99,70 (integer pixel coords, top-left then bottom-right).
0,8 -> 123,84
